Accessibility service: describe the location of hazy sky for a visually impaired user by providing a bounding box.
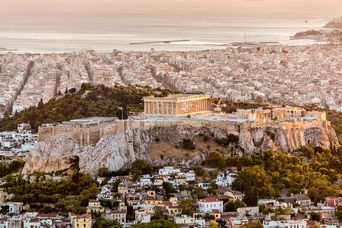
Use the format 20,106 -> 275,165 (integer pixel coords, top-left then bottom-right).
0,0 -> 341,17
0,0 -> 339,51
0,0 -> 340,33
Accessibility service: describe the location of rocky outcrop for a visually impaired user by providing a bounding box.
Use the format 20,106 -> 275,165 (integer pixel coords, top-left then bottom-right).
23,125 -> 237,175
23,120 -> 340,175
239,120 -> 339,153
23,136 -> 81,174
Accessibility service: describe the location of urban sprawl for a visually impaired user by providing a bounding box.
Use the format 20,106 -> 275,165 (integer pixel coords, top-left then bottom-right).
1,43 -> 342,119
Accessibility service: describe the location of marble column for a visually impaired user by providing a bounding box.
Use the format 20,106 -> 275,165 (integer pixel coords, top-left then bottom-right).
163,102 -> 166,115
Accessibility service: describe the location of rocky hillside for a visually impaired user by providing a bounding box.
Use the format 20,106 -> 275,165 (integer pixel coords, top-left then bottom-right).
23,119 -> 339,175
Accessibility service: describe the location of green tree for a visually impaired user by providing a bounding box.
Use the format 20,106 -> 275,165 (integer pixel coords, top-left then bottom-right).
79,183 -> 99,206
192,165 -> 205,177
131,219 -> 177,228
232,166 -> 276,206
182,138 -> 195,150
112,179 -> 121,192
130,160 -> 153,180
336,206 -> 342,223
162,182 -> 177,197
97,167 -> 112,177
179,198 -> 196,216
192,186 -> 207,199
225,200 -> 246,212
151,206 -> 164,220
243,221 -> 263,228
204,151 -> 225,168
209,221 -> 219,228
310,212 -> 321,222
94,217 -> 121,228
38,98 -> 44,109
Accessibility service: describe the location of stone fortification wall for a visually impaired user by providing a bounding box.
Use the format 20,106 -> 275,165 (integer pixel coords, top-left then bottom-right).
26,117 -> 339,175
38,118 -> 239,146
39,124 -> 106,146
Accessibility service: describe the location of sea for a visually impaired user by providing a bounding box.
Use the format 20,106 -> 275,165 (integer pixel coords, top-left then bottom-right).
0,10 -> 337,53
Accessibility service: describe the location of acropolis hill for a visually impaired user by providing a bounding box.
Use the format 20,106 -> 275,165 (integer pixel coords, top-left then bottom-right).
24,95 -> 339,175
1,42 -> 342,119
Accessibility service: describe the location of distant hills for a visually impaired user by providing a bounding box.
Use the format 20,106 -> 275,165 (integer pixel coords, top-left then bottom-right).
324,16 -> 342,29
291,17 -> 342,43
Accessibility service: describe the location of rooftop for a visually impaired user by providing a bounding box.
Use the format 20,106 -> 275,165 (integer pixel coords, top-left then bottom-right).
199,197 -> 220,203
74,214 -> 91,219
143,93 -> 209,101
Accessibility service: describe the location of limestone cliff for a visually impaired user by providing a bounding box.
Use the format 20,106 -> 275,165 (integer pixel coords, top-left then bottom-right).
23,136 -> 81,174
22,120 -> 340,175
239,120 -> 339,153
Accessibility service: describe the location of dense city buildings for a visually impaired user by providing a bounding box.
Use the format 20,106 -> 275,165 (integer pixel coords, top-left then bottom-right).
1,43 -> 342,118
0,163 -> 338,227
0,0 -> 341,227
0,123 -> 37,153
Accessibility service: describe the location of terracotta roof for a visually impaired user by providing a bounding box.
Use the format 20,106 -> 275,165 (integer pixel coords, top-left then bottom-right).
37,213 -> 59,218
226,190 -> 245,195
30,218 -> 40,223
112,210 -> 127,214
75,214 -> 91,219
218,195 -> 230,201
0,217 -> 8,222
157,201 -> 172,207
326,196 -> 342,200
306,220 -> 318,228
294,194 -> 310,201
210,209 -> 221,213
199,197 -> 220,203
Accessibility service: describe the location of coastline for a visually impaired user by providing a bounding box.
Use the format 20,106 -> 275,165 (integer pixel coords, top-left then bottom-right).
0,18 -> 328,53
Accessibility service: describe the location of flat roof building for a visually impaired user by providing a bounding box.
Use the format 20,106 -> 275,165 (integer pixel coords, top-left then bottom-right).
143,94 -> 210,116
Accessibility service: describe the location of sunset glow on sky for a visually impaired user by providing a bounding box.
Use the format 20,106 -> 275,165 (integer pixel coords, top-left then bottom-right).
0,0 -> 341,17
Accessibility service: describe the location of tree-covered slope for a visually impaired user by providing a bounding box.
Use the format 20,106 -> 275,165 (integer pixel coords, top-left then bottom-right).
0,84 -> 173,132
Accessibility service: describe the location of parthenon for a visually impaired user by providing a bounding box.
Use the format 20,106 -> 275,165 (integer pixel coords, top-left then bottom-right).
143,94 -> 211,116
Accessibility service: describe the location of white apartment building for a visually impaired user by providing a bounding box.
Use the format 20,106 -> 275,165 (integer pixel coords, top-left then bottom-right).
215,171 -> 236,187
197,197 -> 223,213
174,215 -> 195,225
135,209 -> 151,224
263,220 -> 307,228
158,167 -> 180,176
